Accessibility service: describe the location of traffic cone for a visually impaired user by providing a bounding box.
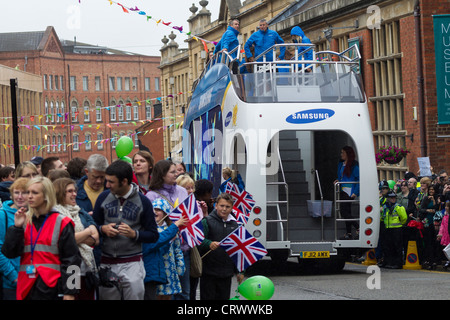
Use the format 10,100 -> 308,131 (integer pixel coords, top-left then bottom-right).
361,249 -> 377,265
403,241 -> 422,270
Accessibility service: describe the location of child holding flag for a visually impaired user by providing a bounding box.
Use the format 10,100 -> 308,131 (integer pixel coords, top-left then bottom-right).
142,198 -> 187,300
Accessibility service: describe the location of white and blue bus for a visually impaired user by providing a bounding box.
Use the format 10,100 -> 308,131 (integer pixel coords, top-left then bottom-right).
182,43 -> 379,270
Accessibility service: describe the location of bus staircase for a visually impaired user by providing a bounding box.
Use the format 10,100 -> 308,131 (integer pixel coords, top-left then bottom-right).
266,131 -> 357,259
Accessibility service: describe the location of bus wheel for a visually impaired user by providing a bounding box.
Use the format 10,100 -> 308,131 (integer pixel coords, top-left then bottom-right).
268,249 -> 290,264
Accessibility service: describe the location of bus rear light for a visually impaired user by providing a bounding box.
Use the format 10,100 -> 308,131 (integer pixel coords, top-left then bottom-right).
253,206 -> 261,214
365,205 -> 373,213
364,228 -> 373,236
253,218 -> 261,226
253,230 -> 262,238
365,217 -> 373,224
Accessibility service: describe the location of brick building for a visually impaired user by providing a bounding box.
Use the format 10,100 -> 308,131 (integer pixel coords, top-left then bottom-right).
0,26 -> 162,165
0,65 -> 43,166
160,0 -> 450,180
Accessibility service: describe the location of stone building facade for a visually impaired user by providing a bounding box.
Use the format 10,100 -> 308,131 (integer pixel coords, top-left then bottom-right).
159,0 -> 450,180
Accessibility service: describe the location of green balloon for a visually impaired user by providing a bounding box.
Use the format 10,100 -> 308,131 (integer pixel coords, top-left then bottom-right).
387,180 -> 396,190
120,156 -> 132,164
238,276 -> 274,300
115,136 -> 134,158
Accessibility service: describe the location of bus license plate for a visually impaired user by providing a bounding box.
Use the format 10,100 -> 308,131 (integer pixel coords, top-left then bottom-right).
299,251 -> 330,259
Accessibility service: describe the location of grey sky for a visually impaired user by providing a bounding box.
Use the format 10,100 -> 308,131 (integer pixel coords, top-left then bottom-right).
0,0 -> 220,56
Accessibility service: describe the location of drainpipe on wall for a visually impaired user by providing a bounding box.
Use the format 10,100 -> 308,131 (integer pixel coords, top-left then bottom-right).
414,0 -> 427,157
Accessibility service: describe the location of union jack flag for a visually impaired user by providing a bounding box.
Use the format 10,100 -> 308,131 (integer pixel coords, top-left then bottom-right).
224,183 -> 256,215
232,206 -> 249,224
220,225 -> 267,272
169,194 -> 204,248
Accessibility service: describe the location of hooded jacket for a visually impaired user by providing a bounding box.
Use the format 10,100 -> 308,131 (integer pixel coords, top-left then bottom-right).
214,26 -> 240,59
290,26 -> 313,65
0,201 -> 20,290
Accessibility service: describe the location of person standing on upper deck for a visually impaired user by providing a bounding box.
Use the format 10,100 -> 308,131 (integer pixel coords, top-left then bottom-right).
244,19 -> 285,63
214,19 -> 240,59
290,26 -> 313,72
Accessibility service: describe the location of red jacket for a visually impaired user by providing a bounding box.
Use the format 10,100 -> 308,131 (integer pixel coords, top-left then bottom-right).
17,213 -> 74,300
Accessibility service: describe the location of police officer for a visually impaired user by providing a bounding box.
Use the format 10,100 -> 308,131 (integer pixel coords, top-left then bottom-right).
380,189 -> 407,269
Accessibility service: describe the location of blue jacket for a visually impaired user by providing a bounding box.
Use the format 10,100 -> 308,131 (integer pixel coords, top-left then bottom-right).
219,174 -> 246,193
214,26 -> 240,59
337,161 -> 360,197
290,26 -> 313,67
142,223 -> 179,284
0,181 -> 13,203
76,175 -> 94,214
244,29 -> 285,62
0,201 -> 20,290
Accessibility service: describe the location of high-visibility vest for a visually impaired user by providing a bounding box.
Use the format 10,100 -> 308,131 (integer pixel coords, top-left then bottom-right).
16,212 -> 74,300
382,204 -> 407,229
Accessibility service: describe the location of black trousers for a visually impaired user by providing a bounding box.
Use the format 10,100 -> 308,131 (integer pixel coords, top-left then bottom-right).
383,227 -> 403,267
200,274 -> 232,300
339,191 -> 359,234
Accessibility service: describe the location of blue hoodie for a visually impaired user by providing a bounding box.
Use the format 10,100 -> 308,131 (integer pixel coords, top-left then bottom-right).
214,26 -> 240,59
290,26 -> 313,67
0,200 -> 20,290
244,28 -> 285,62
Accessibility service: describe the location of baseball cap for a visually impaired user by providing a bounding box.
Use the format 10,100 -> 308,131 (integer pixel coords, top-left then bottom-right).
30,156 -> 44,166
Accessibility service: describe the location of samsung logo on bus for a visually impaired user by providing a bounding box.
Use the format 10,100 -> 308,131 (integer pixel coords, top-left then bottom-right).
286,109 -> 335,124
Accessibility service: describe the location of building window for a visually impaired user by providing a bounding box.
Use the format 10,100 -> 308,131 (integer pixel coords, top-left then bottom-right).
55,101 -> 60,123
45,101 -> 49,123
85,133 -> 92,150
368,20 -> 405,181
132,77 -> 138,91
63,135 -> 67,151
126,105 -> 132,121
43,75 -> 47,90
71,101 -> 78,122
57,135 -> 61,152
50,101 -> 54,123
111,132 -> 118,149
117,77 -> 123,91
49,75 -> 53,90
146,104 -> 152,120
84,101 -> 90,122
61,101 -> 65,123
54,76 -> 59,90
60,76 -> 64,91
133,105 -> 139,120
134,133 -> 139,147
97,132 -> 104,150
155,77 -> 160,91
52,135 -> 56,153
109,77 -> 115,91
73,135 -> 79,151
83,76 -> 89,91
118,101 -> 124,121
96,101 -> 102,122
95,76 -> 101,91
110,105 -> 116,121
70,76 -> 76,91
145,77 -> 150,91
47,136 -> 51,153
124,77 -> 130,91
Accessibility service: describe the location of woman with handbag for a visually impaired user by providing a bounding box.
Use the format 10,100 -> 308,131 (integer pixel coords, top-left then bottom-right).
53,178 -> 99,300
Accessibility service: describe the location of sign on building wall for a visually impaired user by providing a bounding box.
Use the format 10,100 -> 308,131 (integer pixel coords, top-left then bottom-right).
433,14 -> 450,124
